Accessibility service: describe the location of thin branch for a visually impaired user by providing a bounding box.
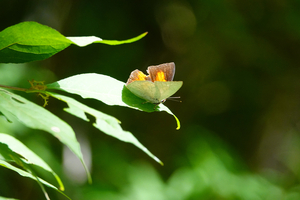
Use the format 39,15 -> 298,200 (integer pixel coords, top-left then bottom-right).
0,84 -> 28,92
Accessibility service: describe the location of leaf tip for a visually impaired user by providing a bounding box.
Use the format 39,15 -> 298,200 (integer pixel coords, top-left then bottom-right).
173,114 -> 181,130
59,185 -> 65,191
154,156 -> 164,166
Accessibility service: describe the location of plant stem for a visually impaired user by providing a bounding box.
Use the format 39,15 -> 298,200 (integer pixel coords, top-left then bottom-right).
0,84 -> 28,92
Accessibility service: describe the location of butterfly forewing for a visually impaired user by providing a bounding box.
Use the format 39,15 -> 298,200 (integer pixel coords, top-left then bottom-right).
126,70 -> 150,85
147,62 -> 175,82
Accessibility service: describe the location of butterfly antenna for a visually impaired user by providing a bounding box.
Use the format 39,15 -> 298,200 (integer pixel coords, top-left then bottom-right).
167,96 -> 182,102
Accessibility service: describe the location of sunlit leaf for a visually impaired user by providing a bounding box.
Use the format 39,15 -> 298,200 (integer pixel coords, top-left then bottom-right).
0,88 -> 91,182
0,133 -> 64,191
48,92 -> 163,165
0,22 -> 147,63
66,32 -> 147,47
0,21 -> 71,63
46,73 -> 181,129
0,159 -> 70,200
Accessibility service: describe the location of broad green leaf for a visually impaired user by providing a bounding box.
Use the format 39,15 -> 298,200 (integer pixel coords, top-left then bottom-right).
0,88 -> 91,182
0,21 -> 147,63
48,92 -> 163,165
0,21 -> 72,63
66,32 -> 147,47
0,159 -> 70,200
46,73 -> 181,129
0,133 -> 64,191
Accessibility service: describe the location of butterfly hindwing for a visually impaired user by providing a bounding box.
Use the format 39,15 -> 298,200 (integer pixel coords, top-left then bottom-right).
126,81 -> 161,103
154,81 -> 183,101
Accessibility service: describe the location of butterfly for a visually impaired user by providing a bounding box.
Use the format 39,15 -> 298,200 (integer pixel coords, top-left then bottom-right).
126,62 -> 183,105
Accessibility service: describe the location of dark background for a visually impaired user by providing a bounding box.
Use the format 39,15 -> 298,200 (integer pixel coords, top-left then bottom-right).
1,0 -> 300,199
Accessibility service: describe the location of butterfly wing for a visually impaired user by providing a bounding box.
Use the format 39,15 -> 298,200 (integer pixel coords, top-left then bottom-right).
126,62 -> 182,103
147,62 -> 175,82
126,69 -> 150,85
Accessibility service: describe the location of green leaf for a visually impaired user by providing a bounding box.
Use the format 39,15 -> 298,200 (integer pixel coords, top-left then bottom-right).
46,73 -> 181,129
66,32 -> 147,47
0,142 -> 51,200
0,21 -> 147,63
0,88 -> 91,182
48,92 -> 163,165
0,21 -> 72,63
0,133 -> 64,191
0,159 -> 70,200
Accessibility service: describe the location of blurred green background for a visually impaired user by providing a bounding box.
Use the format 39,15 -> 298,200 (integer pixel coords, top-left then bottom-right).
1,0 -> 300,199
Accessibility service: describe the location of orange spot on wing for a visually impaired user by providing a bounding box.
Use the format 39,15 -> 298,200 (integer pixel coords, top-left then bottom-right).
137,71 -> 147,80
155,71 -> 167,82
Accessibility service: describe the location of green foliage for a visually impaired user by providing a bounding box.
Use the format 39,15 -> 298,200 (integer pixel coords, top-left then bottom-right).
74,131 -> 300,200
0,22 -> 71,63
0,88 -> 91,183
48,92 -> 163,165
0,21 -> 170,199
0,134 -> 70,199
3,1 -> 299,199
66,32 -> 148,47
0,159 -> 69,199
0,133 -> 63,190
0,22 -> 147,63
